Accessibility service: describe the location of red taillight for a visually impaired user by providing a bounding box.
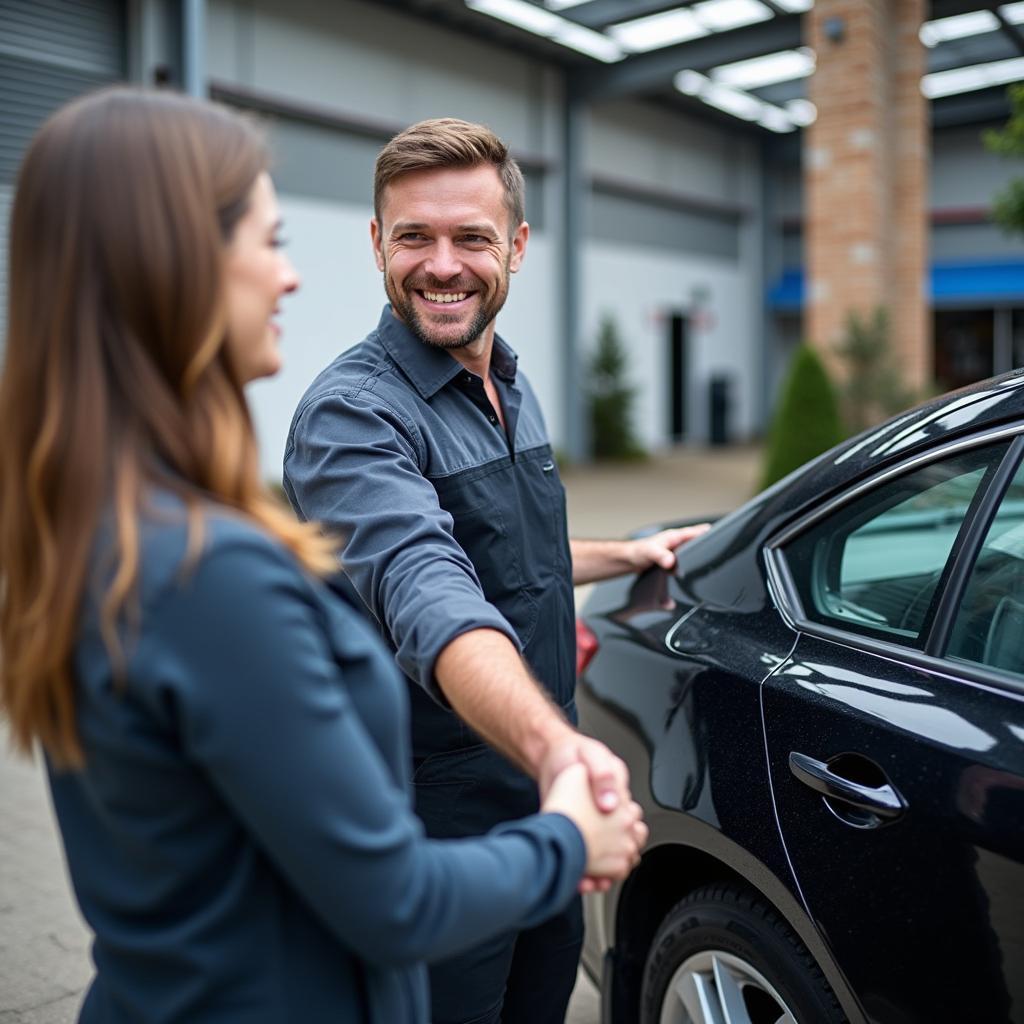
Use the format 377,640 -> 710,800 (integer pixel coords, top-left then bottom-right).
576,618 -> 599,677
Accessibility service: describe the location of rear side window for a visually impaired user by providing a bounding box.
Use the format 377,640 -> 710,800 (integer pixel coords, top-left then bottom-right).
781,444 -> 1007,645
946,460 -> 1024,678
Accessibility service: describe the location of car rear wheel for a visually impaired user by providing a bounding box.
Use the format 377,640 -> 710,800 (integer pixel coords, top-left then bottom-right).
640,883 -> 846,1024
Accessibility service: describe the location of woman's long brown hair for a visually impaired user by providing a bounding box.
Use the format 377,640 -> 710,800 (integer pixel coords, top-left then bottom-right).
0,88 -> 337,768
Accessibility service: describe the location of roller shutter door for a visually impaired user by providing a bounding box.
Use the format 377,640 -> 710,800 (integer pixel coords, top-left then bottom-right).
0,0 -> 125,339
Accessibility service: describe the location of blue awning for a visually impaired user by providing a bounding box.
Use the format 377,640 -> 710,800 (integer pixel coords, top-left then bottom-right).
767,269 -> 804,312
932,260 -> 1024,305
768,260 -> 1024,311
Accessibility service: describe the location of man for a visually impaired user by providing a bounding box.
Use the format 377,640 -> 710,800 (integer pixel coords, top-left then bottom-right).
284,118 -> 705,1024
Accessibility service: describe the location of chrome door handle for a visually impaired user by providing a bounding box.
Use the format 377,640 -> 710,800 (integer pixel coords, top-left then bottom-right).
789,752 -> 906,820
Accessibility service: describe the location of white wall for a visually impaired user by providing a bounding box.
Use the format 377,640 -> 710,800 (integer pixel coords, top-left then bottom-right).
584,242 -> 757,449
932,124 -> 1024,210
588,99 -> 752,206
247,193 -> 378,482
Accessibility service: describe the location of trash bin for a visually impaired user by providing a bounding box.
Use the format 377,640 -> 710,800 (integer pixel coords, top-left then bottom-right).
709,374 -> 731,446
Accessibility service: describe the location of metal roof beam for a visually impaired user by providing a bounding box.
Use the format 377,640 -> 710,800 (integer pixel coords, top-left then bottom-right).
928,0 -> 997,18
990,3 -> 1024,56
570,14 -> 801,100
565,0 -> 801,29
932,87 -> 1012,127
562,0 -> 700,29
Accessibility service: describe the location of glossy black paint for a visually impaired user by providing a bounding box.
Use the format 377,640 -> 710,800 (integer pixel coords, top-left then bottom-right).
576,370 -> 1024,1024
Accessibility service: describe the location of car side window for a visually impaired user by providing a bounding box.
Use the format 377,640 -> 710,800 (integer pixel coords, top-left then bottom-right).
781,445 -> 1005,645
946,459 -> 1024,678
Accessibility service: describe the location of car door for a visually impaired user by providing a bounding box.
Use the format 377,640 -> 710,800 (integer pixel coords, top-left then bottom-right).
762,432 -> 1024,1023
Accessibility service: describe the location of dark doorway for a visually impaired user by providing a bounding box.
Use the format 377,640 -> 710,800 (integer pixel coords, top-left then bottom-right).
668,313 -> 688,442
934,310 -> 994,391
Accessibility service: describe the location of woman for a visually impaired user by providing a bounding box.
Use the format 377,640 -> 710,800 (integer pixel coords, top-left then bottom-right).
0,88 -> 645,1023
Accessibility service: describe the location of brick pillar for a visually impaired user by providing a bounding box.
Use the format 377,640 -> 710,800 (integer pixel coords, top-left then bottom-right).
806,0 -> 931,391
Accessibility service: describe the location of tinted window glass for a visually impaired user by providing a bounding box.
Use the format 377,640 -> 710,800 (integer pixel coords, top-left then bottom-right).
947,458 -> 1024,677
782,445 -> 1005,644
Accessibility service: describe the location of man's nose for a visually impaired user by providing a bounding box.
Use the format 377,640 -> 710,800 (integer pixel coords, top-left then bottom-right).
424,239 -> 463,281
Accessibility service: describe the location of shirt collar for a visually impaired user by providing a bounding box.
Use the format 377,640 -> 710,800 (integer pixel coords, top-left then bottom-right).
377,305 -> 519,399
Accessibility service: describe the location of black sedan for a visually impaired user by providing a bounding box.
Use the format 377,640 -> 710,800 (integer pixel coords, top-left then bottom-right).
576,370 -> 1024,1024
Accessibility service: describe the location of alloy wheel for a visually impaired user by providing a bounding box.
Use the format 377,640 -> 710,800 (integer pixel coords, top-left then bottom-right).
659,949 -> 798,1024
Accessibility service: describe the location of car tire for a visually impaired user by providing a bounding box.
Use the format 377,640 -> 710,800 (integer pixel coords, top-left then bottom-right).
640,882 -> 846,1024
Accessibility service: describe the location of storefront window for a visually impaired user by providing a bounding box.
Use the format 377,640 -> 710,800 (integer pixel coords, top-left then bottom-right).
1013,309 -> 1024,369
933,310 -> 994,390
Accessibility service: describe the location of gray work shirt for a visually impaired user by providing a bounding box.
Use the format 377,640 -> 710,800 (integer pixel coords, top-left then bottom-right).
284,306 -> 576,771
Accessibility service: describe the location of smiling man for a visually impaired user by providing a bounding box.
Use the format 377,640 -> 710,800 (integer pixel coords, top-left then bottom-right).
284,119 -> 703,1024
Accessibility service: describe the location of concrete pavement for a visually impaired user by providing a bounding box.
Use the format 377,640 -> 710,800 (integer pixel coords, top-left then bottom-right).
0,444 -> 763,1023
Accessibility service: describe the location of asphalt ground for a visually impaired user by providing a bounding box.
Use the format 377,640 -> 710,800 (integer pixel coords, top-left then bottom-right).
0,444 -> 763,1024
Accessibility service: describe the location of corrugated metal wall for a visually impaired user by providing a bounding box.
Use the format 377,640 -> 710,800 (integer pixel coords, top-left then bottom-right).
0,0 -> 126,340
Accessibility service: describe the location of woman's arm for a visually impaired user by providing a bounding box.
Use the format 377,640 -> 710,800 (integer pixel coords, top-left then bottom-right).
143,534 -> 586,967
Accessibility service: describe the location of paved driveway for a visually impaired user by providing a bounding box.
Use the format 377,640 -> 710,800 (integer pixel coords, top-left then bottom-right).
0,445 -> 762,1023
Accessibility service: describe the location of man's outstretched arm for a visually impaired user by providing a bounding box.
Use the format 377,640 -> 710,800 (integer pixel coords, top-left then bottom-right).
434,627 -> 628,812
570,524 -> 710,586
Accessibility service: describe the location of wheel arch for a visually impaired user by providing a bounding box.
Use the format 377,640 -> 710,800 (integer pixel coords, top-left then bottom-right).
602,841 -> 867,1024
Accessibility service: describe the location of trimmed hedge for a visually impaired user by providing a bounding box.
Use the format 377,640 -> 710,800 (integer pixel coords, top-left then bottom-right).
760,344 -> 844,491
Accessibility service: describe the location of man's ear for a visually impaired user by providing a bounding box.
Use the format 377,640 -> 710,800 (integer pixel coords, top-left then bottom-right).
509,221 -> 529,274
370,218 -> 385,272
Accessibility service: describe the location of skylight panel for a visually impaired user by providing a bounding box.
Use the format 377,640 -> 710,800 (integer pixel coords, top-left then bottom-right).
921,55 -> 1024,97
919,10 -> 999,47
691,0 -> 774,33
1000,2 -> 1024,24
675,69 -> 709,95
466,0 -> 562,35
701,82 -> 765,120
758,105 -> 796,132
545,0 -> 592,8
674,70 -> 796,132
554,21 -> 625,61
786,98 -> 817,126
466,0 -> 624,61
711,48 -> 815,89
773,0 -> 813,11
609,8 -> 708,53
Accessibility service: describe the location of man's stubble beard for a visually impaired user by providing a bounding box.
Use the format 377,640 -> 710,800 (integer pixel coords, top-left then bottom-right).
384,260 -> 511,350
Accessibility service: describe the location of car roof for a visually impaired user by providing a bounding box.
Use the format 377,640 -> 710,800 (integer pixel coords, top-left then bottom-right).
787,369 -> 1024,508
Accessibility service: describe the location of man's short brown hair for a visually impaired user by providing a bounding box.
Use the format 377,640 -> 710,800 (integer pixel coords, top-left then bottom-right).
373,117 -> 525,234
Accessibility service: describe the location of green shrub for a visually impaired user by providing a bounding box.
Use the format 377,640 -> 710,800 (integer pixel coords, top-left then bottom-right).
834,307 -> 915,434
760,344 -> 844,491
587,314 -> 646,461
984,83 -> 1024,238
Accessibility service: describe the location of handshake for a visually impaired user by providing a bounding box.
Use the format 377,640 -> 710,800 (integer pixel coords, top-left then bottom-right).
539,734 -> 648,892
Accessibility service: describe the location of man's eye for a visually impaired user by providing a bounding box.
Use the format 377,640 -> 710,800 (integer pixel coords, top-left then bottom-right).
462,235 -> 489,244
399,233 -> 427,242
271,236 -> 288,249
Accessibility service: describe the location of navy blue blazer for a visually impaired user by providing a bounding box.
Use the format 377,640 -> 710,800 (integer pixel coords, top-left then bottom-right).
48,497 -> 585,1023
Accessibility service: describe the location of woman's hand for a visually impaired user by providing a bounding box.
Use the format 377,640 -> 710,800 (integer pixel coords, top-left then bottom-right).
542,763 -> 648,882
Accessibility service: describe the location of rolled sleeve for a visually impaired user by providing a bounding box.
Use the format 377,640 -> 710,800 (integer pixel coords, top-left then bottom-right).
284,391 -> 520,701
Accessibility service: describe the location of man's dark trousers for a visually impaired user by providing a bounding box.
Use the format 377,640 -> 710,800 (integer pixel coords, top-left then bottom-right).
413,741 -> 583,1024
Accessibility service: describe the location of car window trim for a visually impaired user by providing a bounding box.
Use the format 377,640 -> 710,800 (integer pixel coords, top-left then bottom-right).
766,607 -> 1024,699
764,423 -> 1024,696
924,435 -> 1024,658
768,422 -> 1024,549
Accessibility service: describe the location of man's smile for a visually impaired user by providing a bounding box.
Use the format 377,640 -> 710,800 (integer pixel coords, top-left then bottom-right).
420,290 -> 470,305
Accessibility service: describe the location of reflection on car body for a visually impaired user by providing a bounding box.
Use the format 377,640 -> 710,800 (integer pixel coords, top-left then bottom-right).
577,370 -> 1024,1024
